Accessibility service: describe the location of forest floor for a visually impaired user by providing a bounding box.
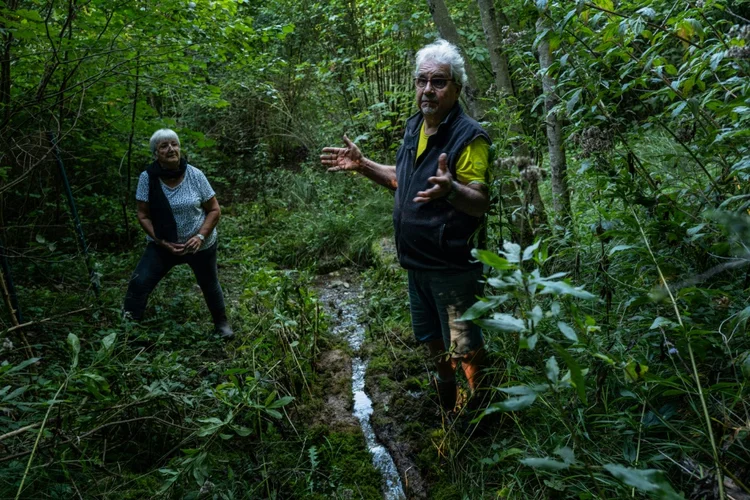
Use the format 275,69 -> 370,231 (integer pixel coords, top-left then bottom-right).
5,186 -> 506,498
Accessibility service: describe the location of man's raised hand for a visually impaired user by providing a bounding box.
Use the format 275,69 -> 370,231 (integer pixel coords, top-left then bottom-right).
414,153 -> 454,203
320,135 -> 363,172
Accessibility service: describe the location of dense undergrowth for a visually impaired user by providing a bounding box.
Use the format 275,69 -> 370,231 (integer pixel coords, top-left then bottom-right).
2,0 -> 750,497
2,151 -> 749,498
360,131 -> 750,498
0,169 -> 391,498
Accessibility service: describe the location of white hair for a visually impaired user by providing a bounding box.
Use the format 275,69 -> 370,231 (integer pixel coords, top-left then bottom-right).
149,129 -> 180,155
414,39 -> 467,86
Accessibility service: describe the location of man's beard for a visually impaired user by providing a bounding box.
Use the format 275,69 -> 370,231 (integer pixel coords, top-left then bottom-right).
421,100 -> 438,115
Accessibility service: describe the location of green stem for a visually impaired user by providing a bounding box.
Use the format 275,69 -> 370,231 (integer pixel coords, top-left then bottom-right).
633,209 -> 724,499
15,378 -> 67,500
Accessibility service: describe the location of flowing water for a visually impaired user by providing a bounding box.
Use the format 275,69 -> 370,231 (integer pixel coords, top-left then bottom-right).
317,274 -> 406,500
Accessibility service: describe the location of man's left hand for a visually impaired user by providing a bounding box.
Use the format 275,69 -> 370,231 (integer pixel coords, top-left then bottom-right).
414,153 -> 454,203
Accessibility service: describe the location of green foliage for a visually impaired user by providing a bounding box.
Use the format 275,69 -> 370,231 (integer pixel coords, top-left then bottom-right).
0,202 -> 386,498
3,0 -> 750,497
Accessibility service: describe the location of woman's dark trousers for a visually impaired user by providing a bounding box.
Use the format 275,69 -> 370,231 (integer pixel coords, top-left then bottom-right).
123,242 -> 226,323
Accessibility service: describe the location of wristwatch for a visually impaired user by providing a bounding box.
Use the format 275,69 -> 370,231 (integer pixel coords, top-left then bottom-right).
195,233 -> 205,242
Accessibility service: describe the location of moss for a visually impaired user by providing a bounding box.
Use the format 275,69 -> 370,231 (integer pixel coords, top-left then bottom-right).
318,430 -> 384,499
368,352 -> 392,374
115,475 -> 162,499
430,481 -> 462,500
403,376 -> 425,391
378,375 -> 396,391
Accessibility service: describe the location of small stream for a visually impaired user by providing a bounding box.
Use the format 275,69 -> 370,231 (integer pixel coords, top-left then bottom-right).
317,274 -> 406,500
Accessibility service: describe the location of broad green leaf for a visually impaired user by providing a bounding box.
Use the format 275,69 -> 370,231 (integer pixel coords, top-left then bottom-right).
624,361 -> 649,382
670,101 -> 687,118
2,386 -> 27,402
477,314 -> 526,333
550,302 -> 561,316
8,357 -> 41,374
737,307 -> 750,324
530,305 -> 543,326
14,9 -> 43,22
197,417 -> 223,425
67,333 -> 80,370
499,242 -> 521,263
461,295 -> 508,321
101,332 -> 117,352
594,353 -> 616,365
739,351 -> 750,379
232,425 -> 252,437
709,52 -> 724,71
558,321 -> 578,342
497,385 -> 537,396
555,347 -> 587,404
637,7 -> 655,18
603,464 -> 682,499
536,279 -> 596,299
520,457 -> 569,471
269,395 -> 294,408
546,356 -> 559,383
554,446 -> 575,464
486,393 -> 537,412
522,240 -> 541,261
566,88 -> 582,115
265,408 -> 283,419
650,317 -> 676,330
521,333 -> 539,350
471,249 -> 515,270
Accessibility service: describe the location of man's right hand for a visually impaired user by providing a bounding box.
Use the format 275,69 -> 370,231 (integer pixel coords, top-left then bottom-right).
320,135 -> 363,172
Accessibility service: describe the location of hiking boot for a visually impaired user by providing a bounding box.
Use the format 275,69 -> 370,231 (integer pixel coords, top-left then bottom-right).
435,379 -> 458,412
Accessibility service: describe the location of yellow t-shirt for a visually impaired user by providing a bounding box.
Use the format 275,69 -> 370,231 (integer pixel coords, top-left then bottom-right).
416,122 -> 490,184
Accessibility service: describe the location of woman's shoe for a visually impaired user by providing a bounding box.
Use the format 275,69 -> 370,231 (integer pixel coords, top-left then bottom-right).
214,320 -> 234,339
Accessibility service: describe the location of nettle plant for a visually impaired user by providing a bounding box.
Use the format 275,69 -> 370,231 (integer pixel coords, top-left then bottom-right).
465,241 -> 683,498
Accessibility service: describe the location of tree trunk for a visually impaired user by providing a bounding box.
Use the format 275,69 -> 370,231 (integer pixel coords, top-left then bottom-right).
536,15 -> 571,223
424,0 -> 484,119
476,0 -> 528,156
0,0 -> 18,129
476,0 -> 512,95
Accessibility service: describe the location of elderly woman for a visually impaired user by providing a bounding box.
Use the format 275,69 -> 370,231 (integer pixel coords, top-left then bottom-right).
123,128 -> 233,338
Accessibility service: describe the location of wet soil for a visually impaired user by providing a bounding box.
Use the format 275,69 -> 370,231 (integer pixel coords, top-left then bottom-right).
314,269 -> 411,499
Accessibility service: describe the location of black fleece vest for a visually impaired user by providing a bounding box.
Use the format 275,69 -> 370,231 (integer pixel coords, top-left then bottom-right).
393,104 -> 490,271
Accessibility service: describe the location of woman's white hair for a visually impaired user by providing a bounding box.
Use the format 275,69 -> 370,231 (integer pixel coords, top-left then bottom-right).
149,129 -> 180,156
414,39 -> 467,86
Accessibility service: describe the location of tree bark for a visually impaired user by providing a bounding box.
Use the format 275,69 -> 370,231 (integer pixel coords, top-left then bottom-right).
476,0 -> 528,156
0,0 -> 18,129
123,55 -> 140,242
424,0 -> 484,119
476,0 -> 512,95
536,15 -> 571,223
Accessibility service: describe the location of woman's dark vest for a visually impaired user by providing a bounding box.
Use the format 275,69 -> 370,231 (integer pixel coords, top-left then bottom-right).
393,104 -> 490,271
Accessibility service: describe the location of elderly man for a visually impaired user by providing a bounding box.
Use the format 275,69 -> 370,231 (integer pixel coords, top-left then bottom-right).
321,39 -> 491,412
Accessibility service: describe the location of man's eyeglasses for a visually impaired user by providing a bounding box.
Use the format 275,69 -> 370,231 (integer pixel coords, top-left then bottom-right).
414,77 -> 455,90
